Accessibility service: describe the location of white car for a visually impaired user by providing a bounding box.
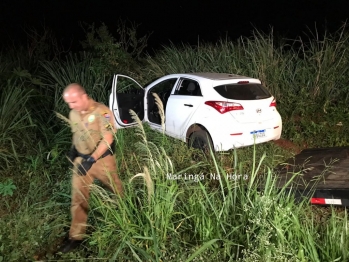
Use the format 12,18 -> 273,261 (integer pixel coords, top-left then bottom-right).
109,72 -> 282,151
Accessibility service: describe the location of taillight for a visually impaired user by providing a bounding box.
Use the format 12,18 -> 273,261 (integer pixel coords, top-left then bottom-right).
270,99 -> 277,107
205,101 -> 244,114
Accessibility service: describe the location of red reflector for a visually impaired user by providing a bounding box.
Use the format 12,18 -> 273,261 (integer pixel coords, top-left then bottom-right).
311,198 -> 326,204
230,133 -> 243,136
274,126 -> 279,129
205,101 -> 244,114
270,99 -> 277,107
237,81 -> 249,84
122,120 -> 128,124
311,198 -> 342,205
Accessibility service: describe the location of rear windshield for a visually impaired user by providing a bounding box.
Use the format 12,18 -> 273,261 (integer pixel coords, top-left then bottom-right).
214,84 -> 271,100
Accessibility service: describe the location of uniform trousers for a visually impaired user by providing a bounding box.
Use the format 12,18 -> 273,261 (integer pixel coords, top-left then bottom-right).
69,154 -> 123,240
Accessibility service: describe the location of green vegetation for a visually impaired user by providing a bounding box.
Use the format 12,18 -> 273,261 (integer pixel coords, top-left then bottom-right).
1,21 -> 349,261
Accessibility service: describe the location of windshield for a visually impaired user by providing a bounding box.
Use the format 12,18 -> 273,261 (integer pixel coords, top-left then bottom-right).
214,83 -> 271,100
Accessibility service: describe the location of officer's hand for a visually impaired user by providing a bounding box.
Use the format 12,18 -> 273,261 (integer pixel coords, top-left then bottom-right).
77,156 -> 96,176
68,146 -> 78,163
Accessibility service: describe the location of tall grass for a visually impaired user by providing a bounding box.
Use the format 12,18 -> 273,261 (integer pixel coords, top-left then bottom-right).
0,80 -> 37,169
78,119 -> 349,261
2,23 -> 349,261
39,52 -> 111,108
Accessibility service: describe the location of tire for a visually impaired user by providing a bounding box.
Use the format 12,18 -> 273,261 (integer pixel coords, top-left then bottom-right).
188,130 -> 214,152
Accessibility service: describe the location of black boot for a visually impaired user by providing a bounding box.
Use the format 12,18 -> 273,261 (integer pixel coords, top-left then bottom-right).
57,238 -> 83,253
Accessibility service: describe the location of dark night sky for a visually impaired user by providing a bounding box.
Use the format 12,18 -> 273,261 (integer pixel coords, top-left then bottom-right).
1,0 -> 349,52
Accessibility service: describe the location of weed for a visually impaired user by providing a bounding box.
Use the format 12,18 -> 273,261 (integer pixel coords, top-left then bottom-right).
0,179 -> 16,197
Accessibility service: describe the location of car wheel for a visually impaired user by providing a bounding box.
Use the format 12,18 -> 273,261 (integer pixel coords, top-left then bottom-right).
188,130 -> 213,152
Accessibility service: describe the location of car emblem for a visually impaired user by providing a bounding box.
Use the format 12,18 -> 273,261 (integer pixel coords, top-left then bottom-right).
256,108 -> 262,113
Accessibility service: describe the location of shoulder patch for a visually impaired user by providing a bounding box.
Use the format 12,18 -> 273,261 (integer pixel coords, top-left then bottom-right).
103,112 -> 111,119
88,115 -> 95,123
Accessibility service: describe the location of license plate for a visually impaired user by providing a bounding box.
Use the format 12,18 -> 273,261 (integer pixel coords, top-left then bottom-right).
250,129 -> 266,139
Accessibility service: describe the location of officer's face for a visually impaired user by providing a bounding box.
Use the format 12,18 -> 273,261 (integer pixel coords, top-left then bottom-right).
63,91 -> 88,112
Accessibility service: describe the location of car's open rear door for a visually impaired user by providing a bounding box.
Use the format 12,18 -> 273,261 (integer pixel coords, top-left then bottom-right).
109,74 -> 145,128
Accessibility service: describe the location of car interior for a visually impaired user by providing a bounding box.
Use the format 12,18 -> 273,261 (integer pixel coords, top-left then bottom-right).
147,78 -> 177,125
116,90 -> 144,124
175,80 -> 202,96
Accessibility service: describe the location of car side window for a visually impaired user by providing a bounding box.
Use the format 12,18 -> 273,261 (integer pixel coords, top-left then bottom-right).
175,79 -> 202,96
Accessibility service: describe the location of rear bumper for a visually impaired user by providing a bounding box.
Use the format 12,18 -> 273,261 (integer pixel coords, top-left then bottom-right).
210,119 -> 282,151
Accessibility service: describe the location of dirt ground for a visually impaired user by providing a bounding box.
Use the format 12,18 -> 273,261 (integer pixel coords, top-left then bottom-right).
272,138 -> 306,154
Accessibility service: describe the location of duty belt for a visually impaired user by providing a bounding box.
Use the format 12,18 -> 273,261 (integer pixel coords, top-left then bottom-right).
77,140 -> 115,160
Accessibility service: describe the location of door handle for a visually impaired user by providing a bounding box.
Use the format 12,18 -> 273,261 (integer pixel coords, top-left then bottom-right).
184,104 -> 193,107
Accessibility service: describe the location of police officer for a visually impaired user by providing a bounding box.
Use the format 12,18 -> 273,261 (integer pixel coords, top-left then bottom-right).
58,83 -> 123,253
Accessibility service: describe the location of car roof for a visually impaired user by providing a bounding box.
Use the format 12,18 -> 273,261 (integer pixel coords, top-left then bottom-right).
183,72 -> 258,81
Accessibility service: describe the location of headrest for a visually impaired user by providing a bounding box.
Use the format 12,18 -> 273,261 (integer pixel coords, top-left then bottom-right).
187,83 -> 196,92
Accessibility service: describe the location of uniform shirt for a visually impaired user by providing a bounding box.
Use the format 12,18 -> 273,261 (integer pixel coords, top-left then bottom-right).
69,98 -> 116,155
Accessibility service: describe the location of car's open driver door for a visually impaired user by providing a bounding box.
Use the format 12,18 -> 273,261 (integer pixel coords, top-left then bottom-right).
109,74 -> 145,128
